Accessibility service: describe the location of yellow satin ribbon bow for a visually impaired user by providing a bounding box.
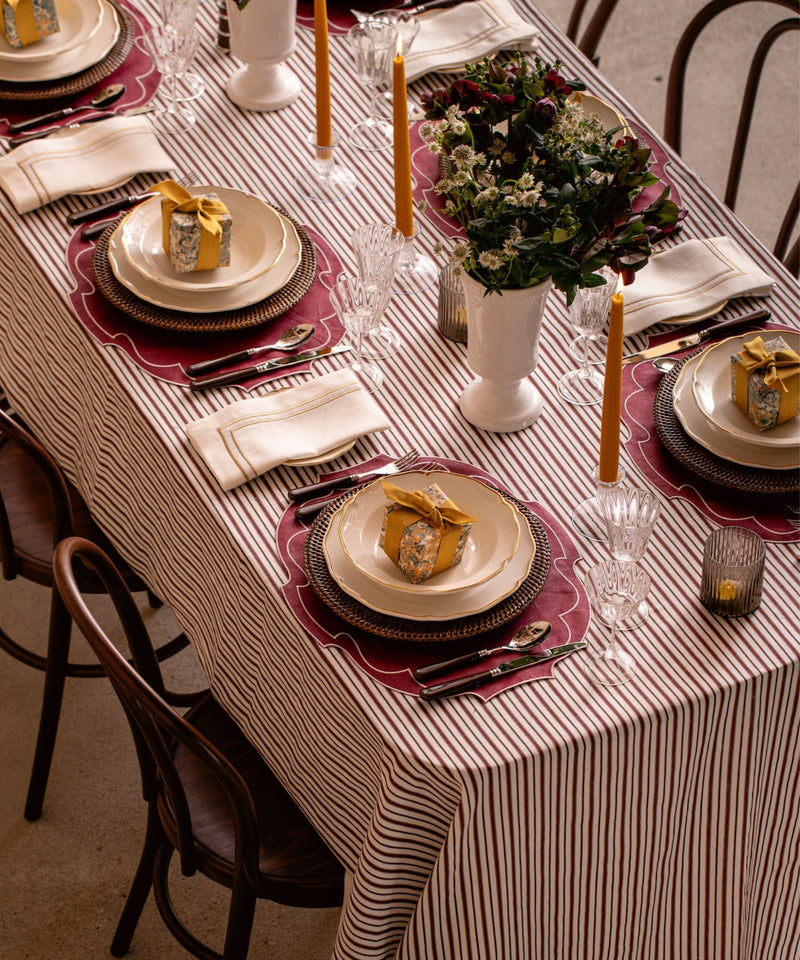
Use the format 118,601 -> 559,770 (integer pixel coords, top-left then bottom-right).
3,0 -> 40,47
154,180 -> 229,272
381,479 -> 476,579
735,336 -> 800,424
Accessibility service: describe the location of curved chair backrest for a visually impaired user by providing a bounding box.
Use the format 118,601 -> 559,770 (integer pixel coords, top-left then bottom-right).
664,0 -> 800,272
567,0 -> 621,62
0,408 -> 75,582
52,536 -> 261,886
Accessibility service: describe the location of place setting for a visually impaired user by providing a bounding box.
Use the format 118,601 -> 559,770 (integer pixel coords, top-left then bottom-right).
276,454 -> 591,700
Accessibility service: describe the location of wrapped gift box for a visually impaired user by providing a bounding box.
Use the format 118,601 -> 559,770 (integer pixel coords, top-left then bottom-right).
161,190 -> 232,274
730,334 -> 799,432
379,481 -> 474,584
1,0 -> 60,48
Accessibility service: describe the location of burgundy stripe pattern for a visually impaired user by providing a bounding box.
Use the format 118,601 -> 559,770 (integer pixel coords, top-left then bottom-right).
0,2 -> 798,958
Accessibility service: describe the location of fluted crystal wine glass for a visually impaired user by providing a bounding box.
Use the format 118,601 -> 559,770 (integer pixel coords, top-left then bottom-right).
351,222 -> 405,359
158,0 -> 205,102
142,25 -> 201,133
557,274 -> 614,406
599,487 -> 661,628
369,11 -> 421,118
329,273 -> 385,393
345,19 -> 399,151
584,560 -> 651,685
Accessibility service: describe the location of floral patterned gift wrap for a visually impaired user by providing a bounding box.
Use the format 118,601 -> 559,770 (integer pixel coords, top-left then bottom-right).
154,180 -> 232,274
1,0 -> 60,47
379,480 -> 476,584
730,335 -> 800,431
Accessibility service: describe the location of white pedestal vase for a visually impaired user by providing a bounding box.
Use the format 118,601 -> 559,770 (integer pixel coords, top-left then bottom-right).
458,272 -> 553,433
225,0 -> 301,112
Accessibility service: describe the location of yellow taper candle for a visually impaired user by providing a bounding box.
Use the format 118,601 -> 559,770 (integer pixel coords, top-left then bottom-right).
314,0 -> 332,147
598,284 -> 625,482
392,39 -> 414,237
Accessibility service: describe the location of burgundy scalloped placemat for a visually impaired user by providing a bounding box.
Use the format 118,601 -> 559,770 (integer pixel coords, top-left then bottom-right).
66,218 -> 346,387
621,329 -> 799,541
297,0 -> 394,35
278,457 -> 590,701
0,0 -> 157,110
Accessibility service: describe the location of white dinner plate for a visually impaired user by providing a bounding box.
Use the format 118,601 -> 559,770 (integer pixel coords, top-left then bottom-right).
692,330 -> 800,449
0,0 -> 118,82
337,471 -> 521,597
107,200 -> 302,314
324,501 -> 535,621
0,0 -> 103,62
569,91 -> 632,138
119,187 -> 288,292
673,350 -> 800,470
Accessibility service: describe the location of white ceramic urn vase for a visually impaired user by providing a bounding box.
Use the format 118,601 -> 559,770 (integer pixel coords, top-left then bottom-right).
225,0 -> 301,111
458,272 -> 553,433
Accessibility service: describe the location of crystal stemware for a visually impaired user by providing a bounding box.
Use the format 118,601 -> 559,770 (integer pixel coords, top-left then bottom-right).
329,273 -> 385,393
142,25 -> 201,134
584,560 -> 651,685
158,0 -> 205,103
557,274 -> 614,405
369,11 -> 421,119
351,222 -> 405,359
344,19 -> 399,151
599,487 -> 661,628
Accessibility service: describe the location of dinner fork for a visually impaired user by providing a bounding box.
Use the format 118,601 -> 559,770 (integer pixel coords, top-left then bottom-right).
66,170 -> 198,226
294,459 -> 440,522
288,448 -> 421,501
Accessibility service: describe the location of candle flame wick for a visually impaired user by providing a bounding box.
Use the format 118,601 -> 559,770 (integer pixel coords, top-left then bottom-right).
396,36 -> 403,57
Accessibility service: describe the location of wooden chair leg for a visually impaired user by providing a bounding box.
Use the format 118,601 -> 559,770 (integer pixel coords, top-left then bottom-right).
23,591 -> 72,821
153,843 -> 222,960
111,803 -> 162,957
222,867 -> 257,960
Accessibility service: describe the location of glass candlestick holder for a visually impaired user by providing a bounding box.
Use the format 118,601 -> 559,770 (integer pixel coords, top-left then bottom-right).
294,131 -> 359,203
392,226 -> 438,295
571,463 -> 627,542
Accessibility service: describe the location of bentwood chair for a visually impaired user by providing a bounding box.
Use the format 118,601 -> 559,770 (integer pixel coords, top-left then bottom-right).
664,0 -> 800,273
0,408 -> 190,821
54,536 -> 345,960
567,0 -> 621,63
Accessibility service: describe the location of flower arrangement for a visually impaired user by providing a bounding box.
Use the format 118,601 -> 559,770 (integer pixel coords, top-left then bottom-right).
420,54 -> 683,302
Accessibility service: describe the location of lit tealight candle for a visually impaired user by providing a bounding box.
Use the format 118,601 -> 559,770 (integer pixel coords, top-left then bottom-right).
314,0 -> 332,147
598,278 -> 624,482
392,37 -> 414,238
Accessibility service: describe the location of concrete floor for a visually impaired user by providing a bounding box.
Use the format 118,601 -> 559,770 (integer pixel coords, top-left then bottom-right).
1,3 -> 797,960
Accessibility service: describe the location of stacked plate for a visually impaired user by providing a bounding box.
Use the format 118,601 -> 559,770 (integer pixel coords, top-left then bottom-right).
0,0 -> 119,83
106,185 -> 303,314
673,330 -> 800,471
322,471 -> 536,621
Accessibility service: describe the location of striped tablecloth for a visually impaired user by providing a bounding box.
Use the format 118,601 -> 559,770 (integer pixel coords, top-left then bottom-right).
1,3 -> 798,958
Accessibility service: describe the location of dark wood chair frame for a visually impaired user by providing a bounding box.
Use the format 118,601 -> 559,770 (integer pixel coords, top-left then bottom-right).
663,0 -> 800,273
53,536 -> 345,960
567,0 -> 621,63
0,408 -> 190,820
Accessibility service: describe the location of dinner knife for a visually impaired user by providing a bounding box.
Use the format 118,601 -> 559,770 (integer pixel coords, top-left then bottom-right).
419,642 -> 588,701
188,344 -> 352,390
621,308 -> 770,364
8,105 -> 155,149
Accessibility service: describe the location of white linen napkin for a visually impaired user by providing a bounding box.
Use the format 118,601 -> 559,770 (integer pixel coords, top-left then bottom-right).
622,237 -> 774,336
0,116 -> 175,214
404,0 -> 539,83
186,368 -> 393,491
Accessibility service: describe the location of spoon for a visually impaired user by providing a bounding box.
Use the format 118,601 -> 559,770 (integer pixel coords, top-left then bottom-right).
7,83 -> 127,134
652,356 -> 678,373
412,621 -> 552,683
186,324 -> 316,377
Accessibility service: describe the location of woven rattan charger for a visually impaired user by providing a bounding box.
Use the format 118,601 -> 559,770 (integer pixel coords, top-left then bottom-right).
654,351 -> 799,495
304,487 -> 551,643
0,0 -> 134,102
91,209 -> 317,333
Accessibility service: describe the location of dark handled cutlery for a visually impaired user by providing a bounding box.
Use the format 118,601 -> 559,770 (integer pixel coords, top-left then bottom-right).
419,642 -> 587,700
412,621 -> 552,682
621,308 -> 771,363
288,448 -> 420,502
188,344 -> 351,391
293,459 -> 440,522
185,324 -> 315,377
9,105 -> 155,148
7,82 -> 126,134
81,216 -> 121,241
66,171 -> 197,226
